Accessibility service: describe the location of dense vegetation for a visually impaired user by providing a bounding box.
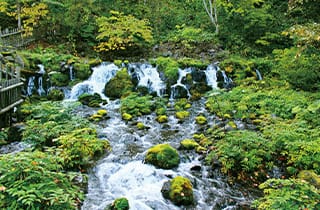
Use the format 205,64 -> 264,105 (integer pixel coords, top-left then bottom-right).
0,0 -> 319,209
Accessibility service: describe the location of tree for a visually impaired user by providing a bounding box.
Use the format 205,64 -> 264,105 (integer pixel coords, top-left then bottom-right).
202,0 -> 219,34
95,11 -> 153,53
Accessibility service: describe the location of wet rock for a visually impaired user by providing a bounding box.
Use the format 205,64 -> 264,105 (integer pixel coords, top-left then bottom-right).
190,165 -> 202,171
161,176 -> 194,206
171,85 -> 189,99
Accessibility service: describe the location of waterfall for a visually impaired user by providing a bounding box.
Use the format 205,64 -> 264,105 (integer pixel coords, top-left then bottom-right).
255,69 -> 262,80
204,64 -> 218,89
221,70 -> 233,88
68,63 -> 119,100
69,65 -> 75,81
170,68 -> 192,99
27,76 -> 35,96
128,63 -> 166,97
37,64 -> 46,96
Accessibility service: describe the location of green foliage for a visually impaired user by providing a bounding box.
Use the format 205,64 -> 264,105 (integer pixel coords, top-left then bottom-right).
0,130 -> 8,145
145,144 -> 180,169
107,197 -> 129,210
0,151 -> 84,209
120,94 -> 153,117
253,178 -> 320,210
209,130 -> 273,177
104,68 -> 134,99
205,84 -> 311,120
177,58 -> 210,69
95,11 -> 153,53
272,47 -> 320,91
21,101 -> 90,148
55,128 -> 111,169
47,88 -> 65,101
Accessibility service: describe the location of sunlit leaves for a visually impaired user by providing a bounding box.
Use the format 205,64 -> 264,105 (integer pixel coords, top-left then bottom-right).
95,10 -> 153,52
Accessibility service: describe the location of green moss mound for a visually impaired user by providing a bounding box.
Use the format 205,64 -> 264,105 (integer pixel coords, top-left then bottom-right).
145,144 -> 180,169
180,139 -> 199,150
104,68 -> 133,99
161,176 -> 194,206
105,197 -> 129,210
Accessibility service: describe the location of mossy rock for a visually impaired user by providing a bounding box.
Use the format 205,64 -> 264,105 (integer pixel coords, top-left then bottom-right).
105,197 -> 129,210
74,63 -> 91,80
47,88 -> 65,101
97,109 -> 108,116
195,115 -> 207,125
105,68 -> 134,99
161,176 -> 194,206
175,111 -> 190,120
298,170 -> 320,189
89,110 -> 108,122
180,139 -> 199,150
78,93 -> 106,107
122,113 -> 133,121
137,122 -> 145,130
145,144 -> 180,169
156,115 -> 168,123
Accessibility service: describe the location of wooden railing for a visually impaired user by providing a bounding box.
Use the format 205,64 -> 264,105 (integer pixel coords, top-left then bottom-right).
0,62 -> 24,115
0,27 -> 34,48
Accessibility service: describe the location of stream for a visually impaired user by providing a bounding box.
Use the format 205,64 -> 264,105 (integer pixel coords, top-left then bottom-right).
66,63 -> 258,210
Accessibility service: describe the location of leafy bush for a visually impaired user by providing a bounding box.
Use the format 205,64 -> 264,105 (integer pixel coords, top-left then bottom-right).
120,93 -> 153,117
207,130 -> 273,179
55,128 -> 111,169
253,178 -> 320,210
272,47 -> 320,91
95,10 -> 153,53
0,151 -> 84,209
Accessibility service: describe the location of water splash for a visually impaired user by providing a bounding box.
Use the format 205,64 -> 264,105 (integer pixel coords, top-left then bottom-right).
128,63 -> 166,97
69,63 -> 119,100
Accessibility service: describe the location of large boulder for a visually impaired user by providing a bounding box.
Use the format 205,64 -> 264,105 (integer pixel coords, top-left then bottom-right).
104,68 -> 134,99
161,176 -> 194,206
144,144 -> 180,169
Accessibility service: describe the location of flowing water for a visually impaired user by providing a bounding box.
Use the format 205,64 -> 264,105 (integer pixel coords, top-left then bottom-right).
70,63 -> 258,210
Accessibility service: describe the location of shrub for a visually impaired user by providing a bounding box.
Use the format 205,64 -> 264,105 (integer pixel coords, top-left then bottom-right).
0,151 -> 84,209
55,128 -> 111,169
47,88 -> 64,101
253,178 -> 320,210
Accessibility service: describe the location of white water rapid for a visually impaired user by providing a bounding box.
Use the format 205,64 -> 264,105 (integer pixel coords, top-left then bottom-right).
69,63 -> 119,100
80,99 -> 255,210
128,63 -> 166,97
205,64 -> 218,89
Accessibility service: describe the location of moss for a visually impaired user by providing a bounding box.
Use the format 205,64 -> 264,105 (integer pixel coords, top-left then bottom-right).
114,59 -> 123,67
195,115 -> 207,125
122,113 -> 133,121
78,93 -> 106,107
74,63 -> 91,80
151,57 -> 179,85
177,58 -> 209,69
105,68 -> 134,99
165,176 -> 194,206
156,115 -> 168,123
137,122 -> 145,130
145,144 -> 180,169
180,139 -> 199,150
97,109 -> 108,116
175,111 -> 190,120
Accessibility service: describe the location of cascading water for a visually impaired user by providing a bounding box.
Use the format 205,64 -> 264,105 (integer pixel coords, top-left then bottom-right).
205,64 -> 218,89
80,99 -> 256,210
255,69 -> 262,80
37,64 -> 46,96
69,65 -> 75,81
128,63 -> 166,97
68,63 -> 119,100
27,76 -> 35,96
170,68 -> 192,99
